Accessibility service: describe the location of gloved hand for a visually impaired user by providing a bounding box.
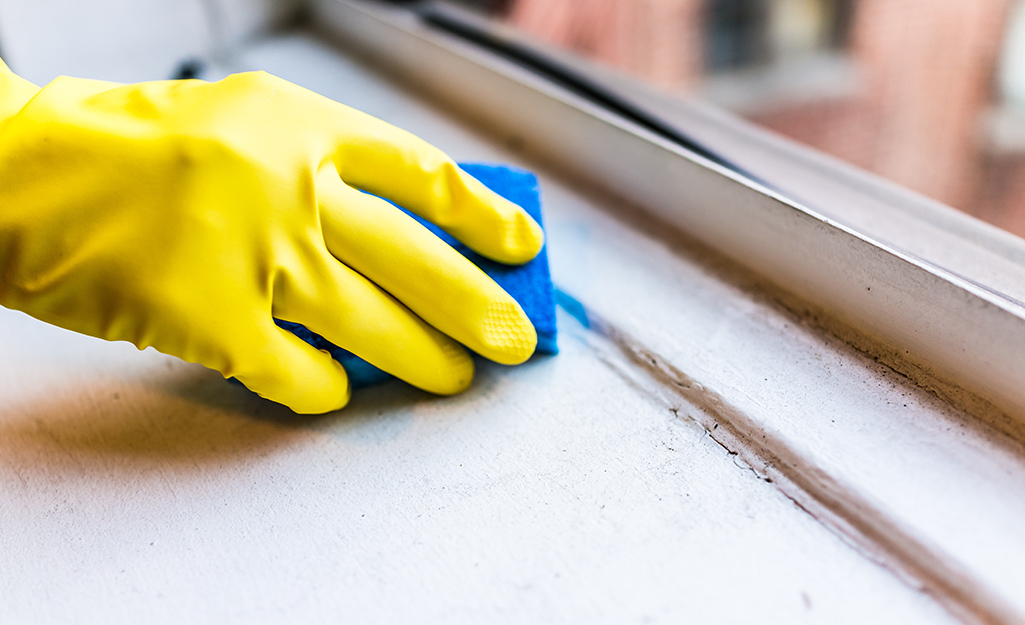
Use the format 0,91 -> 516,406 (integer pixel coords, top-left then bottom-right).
0,60 -> 544,413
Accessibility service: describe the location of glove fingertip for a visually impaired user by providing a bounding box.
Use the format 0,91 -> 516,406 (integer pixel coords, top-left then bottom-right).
476,298 -> 538,366
429,340 -> 476,396
503,209 -> 545,264
234,328 -> 352,414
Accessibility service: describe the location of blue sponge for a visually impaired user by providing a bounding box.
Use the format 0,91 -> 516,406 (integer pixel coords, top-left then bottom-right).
275,163 -> 557,389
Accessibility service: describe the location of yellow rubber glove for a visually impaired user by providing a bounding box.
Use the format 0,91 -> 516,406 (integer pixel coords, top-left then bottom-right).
0,60 -> 544,413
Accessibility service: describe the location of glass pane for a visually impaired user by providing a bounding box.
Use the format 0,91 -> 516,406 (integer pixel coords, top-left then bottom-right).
452,0 -> 1025,240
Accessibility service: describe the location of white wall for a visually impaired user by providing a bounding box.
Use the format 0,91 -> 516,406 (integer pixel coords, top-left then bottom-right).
0,0 -> 300,85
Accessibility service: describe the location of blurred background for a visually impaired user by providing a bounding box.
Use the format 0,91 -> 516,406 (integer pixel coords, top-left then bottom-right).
449,0 -> 1025,239
1,0 -> 1024,238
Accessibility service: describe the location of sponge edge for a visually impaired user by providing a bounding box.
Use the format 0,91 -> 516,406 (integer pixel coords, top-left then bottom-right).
275,162 -> 558,390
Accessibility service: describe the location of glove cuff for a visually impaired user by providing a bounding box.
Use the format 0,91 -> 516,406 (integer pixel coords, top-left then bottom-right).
0,58 -> 40,122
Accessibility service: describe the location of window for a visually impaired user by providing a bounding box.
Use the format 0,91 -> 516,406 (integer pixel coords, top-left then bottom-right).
706,0 -> 850,71
486,0 -> 1025,242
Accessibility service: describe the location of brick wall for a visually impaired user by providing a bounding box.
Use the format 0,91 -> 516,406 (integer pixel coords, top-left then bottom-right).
508,0 -> 704,90
756,0 -> 1010,217
507,0 -> 1025,238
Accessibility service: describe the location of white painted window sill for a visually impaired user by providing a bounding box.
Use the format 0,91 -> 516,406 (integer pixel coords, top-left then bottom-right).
1,2 -> 1024,624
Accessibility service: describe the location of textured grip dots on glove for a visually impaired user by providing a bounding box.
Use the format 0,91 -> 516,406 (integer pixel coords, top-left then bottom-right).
438,340 -> 475,393
504,217 -> 539,255
481,300 -> 536,365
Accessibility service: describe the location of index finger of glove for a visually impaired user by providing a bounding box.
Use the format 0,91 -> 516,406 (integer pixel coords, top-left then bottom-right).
330,111 -> 544,265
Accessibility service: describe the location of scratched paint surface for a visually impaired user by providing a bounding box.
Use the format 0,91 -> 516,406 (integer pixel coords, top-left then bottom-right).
0,306 -> 951,624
